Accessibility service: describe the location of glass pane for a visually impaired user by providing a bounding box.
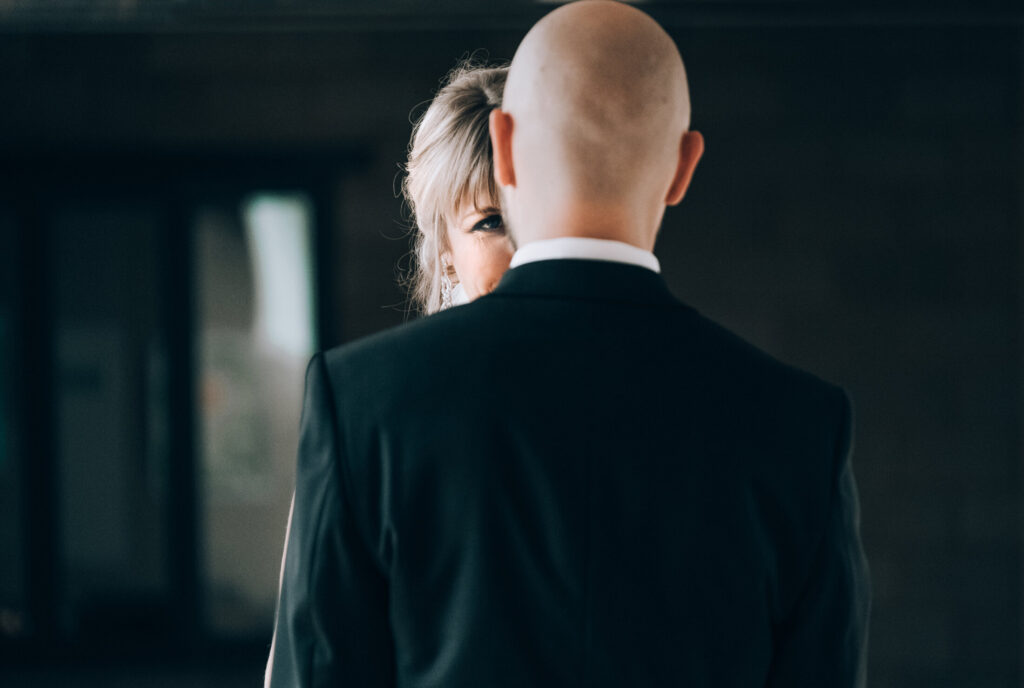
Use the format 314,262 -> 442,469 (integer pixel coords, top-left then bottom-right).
195,192 -> 316,636
51,202 -> 169,637
0,207 -> 25,640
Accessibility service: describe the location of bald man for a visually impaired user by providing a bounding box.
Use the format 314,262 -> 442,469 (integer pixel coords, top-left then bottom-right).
266,2 -> 870,687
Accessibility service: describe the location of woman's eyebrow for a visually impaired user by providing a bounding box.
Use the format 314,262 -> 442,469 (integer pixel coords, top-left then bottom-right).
461,207 -> 499,224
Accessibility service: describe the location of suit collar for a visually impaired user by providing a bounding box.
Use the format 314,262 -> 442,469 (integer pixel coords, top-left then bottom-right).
488,258 -> 681,306
509,237 -> 661,274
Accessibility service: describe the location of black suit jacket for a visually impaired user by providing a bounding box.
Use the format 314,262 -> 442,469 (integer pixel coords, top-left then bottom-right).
267,259 -> 870,687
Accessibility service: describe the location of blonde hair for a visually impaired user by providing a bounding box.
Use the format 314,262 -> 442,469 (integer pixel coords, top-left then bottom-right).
402,60 -> 507,314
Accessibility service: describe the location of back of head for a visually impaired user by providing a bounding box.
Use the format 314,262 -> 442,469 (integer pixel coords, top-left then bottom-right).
497,0 -> 695,247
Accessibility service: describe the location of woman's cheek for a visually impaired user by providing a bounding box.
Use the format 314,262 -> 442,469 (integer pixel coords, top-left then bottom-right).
486,247 -> 513,289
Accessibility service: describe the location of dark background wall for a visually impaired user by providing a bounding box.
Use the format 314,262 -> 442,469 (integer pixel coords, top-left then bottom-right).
0,2 -> 1021,686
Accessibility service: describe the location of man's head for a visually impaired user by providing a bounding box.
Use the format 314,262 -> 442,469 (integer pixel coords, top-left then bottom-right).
490,0 -> 703,250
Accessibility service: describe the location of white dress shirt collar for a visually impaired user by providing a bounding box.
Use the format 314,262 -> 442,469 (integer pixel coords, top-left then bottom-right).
508,237 -> 661,274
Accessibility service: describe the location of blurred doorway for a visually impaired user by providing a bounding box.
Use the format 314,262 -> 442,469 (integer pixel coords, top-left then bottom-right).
0,149 -> 360,663
0,207 -> 25,642
193,191 -> 317,638
51,198 -> 170,643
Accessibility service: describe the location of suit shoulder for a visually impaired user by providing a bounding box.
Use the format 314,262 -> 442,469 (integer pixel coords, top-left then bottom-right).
318,304 -> 475,386
688,311 -> 848,414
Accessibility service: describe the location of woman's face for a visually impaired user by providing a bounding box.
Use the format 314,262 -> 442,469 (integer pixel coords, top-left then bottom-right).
445,201 -> 514,301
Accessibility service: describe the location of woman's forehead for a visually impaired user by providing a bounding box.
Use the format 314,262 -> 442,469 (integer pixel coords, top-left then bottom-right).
453,192 -> 501,220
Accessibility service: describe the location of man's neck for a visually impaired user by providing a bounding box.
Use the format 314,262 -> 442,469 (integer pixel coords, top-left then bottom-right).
510,206 -> 657,252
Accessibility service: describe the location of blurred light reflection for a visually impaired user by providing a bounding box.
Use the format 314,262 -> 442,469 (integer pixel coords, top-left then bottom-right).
196,191 -> 316,636
243,194 -> 317,358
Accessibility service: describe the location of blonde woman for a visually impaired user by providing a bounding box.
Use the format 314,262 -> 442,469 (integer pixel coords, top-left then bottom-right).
403,61 -> 514,313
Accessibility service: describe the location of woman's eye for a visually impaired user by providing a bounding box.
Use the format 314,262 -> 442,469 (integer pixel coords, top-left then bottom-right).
470,214 -> 504,232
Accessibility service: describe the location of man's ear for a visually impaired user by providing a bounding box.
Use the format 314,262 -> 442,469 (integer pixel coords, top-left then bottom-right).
489,108 -> 516,188
665,130 -> 704,206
